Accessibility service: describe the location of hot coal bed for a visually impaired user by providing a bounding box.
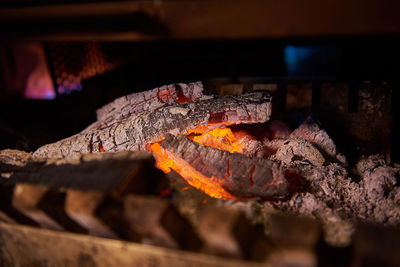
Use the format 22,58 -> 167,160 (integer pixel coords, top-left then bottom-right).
1,40 -> 400,267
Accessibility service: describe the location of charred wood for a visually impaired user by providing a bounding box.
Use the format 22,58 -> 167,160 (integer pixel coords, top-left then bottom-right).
160,134 -> 288,199
33,90 -> 272,159
86,82 -> 206,132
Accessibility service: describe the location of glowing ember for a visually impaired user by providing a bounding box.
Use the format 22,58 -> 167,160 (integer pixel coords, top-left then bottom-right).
149,142 -> 238,200
148,142 -> 174,174
190,127 -> 243,154
148,125 -> 260,199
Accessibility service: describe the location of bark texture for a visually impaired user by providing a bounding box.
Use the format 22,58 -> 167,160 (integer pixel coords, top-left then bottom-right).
33,89 -> 272,159
85,82 -> 207,132
160,134 -> 288,198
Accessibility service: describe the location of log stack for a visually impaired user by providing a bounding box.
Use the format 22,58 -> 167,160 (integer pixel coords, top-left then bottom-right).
1,81 -> 400,266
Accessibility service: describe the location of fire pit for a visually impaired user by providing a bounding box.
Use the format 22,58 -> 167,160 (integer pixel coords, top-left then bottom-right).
1,81 -> 399,266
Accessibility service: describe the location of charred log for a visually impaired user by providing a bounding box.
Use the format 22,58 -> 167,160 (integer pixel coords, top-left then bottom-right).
159,134 -> 288,199
85,82 -> 207,132
33,90 -> 272,159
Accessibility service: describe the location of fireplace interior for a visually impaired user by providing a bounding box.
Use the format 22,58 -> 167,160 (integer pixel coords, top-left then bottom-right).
1,1 -> 400,266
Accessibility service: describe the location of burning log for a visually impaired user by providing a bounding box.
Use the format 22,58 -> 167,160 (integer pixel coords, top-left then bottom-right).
156,134 -> 288,199
85,82 -> 207,132
33,89 -> 272,159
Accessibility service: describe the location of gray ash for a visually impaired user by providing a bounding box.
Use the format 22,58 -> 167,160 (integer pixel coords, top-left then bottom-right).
255,118 -> 400,246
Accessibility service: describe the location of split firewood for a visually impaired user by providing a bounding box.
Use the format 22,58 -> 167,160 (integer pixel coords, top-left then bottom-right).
85,82 -> 207,132
158,134 -> 288,199
33,90 -> 272,159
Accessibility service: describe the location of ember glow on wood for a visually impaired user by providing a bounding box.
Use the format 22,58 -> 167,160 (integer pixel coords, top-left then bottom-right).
85,82 -> 206,132
22,81 -> 399,232
149,140 -> 237,200
33,84 -> 272,159
156,134 -> 288,199
31,82 -> 275,200
1,81 -> 400,259
189,127 -> 244,154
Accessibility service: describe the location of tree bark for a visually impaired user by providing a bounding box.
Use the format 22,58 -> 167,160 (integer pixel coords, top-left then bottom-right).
33,90 -> 272,159
85,82 -> 206,132
160,134 -> 288,198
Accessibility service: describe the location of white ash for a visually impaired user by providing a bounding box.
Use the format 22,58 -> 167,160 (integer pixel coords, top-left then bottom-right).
257,120 -> 400,246
275,151 -> 400,227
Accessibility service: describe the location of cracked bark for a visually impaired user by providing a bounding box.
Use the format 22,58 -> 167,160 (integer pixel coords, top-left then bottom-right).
33,89 -> 272,159
160,134 -> 288,198
85,82 -> 206,132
